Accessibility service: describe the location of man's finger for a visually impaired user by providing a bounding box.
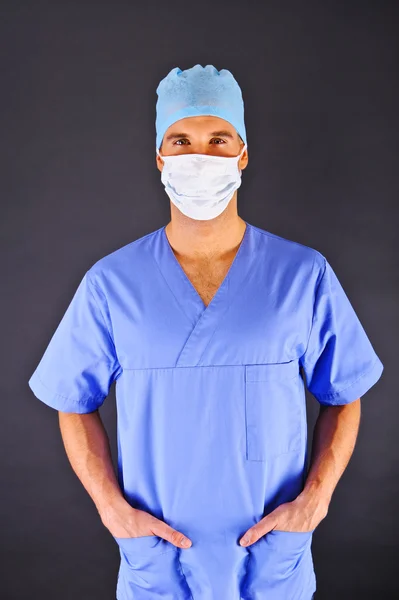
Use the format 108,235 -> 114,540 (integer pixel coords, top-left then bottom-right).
239,523 -> 274,547
152,520 -> 192,549
239,527 -> 259,546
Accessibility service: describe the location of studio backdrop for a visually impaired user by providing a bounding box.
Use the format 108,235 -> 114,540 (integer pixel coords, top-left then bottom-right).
1,1 -> 397,599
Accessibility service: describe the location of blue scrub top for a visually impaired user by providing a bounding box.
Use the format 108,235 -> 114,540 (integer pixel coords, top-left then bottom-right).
28,221 -> 384,600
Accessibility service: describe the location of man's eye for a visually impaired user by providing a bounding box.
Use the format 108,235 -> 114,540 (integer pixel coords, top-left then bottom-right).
174,138 -> 225,146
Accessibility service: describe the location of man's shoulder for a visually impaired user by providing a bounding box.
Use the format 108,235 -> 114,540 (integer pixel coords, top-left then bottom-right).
85,226 -> 162,285
249,222 -> 326,273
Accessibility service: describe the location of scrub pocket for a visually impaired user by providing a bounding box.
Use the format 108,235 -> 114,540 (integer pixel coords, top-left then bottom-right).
241,529 -> 315,600
113,535 -> 193,599
244,360 -> 302,461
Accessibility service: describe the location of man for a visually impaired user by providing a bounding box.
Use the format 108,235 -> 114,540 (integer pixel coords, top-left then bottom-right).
28,64 -> 384,600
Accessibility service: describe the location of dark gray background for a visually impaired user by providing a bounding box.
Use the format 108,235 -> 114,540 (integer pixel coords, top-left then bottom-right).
2,0 -> 397,598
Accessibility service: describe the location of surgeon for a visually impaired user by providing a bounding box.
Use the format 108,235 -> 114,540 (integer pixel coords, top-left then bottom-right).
28,64 -> 384,600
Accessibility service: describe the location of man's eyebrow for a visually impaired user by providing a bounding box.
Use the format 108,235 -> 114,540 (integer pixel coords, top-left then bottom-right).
164,130 -> 235,141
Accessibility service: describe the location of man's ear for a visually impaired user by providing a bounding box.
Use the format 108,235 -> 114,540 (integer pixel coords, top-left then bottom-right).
156,152 -> 164,172
239,148 -> 248,171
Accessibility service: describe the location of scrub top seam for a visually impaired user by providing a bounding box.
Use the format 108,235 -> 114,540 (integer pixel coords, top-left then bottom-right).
301,254 -> 325,360
86,273 -> 121,362
119,360 -> 300,372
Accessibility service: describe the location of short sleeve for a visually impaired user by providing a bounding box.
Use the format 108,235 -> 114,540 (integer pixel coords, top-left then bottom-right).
300,256 -> 384,405
28,270 -> 122,413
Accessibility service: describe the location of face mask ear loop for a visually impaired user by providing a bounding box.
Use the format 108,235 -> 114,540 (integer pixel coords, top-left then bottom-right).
156,147 -> 165,164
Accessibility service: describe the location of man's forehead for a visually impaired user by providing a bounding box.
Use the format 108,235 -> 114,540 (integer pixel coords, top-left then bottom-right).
164,116 -> 237,139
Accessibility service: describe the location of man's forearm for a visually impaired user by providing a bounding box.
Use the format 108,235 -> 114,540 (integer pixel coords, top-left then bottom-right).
302,399 -> 362,507
58,410 -> 128,525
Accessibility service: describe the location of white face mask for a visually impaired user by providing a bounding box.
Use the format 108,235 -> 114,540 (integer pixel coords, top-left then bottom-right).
156,143 -> 247,221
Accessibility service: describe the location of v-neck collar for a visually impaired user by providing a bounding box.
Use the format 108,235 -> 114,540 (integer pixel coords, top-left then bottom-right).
154,221 -> 253,325
166,221 -> 249,304
151,220 -> 259,367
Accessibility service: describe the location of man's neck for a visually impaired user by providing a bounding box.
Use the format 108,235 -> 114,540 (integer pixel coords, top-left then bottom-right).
165,202 -> 246,261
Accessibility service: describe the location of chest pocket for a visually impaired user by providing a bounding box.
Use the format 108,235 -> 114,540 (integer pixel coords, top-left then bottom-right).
245,360 -> 303,461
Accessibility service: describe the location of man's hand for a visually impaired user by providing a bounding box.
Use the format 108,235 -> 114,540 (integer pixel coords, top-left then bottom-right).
103,502 -> 192,549
239,491 -> 328,547
57,411 -> 192,549
240,400 -> 362,547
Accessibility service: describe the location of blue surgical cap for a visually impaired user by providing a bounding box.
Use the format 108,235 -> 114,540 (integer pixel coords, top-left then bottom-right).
155,64 -> 247,151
